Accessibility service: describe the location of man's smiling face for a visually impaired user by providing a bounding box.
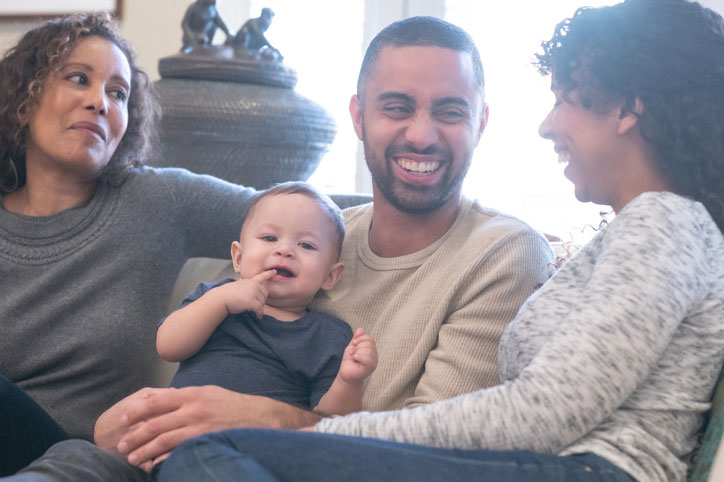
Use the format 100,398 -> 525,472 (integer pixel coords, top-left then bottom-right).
351,45 -> 487,214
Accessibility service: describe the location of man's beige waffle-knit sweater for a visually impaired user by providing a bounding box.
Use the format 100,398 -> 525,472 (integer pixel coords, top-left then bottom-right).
311,197 -> 553,411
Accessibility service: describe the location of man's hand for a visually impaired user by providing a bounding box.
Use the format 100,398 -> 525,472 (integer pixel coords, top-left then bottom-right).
94,385 -> 321,471
94,388 -> 150,451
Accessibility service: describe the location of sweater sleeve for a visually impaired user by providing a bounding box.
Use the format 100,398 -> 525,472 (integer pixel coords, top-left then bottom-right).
406,229 -> 554,406
153,167 -> 257,259
316,195 -> 711,452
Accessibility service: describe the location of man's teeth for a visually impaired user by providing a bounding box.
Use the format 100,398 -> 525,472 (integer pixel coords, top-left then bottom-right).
557,151 -> 571,164
397,159 -> 439,174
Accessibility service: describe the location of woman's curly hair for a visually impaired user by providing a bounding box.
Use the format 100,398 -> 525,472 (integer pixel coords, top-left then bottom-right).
535,0 -> 724,233
0,11 -> 159,192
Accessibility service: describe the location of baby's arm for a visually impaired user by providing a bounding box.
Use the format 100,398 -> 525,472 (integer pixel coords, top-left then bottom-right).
156,270 -> 276,362
314,328 -> 378,416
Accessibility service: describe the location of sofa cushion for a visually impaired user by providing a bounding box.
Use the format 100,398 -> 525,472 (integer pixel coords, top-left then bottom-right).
690,368 -> 724,482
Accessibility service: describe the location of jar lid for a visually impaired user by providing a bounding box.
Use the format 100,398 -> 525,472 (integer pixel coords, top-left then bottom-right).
158,46 -> 297,89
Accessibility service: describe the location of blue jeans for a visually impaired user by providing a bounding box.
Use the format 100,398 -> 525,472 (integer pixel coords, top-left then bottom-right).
0,440 -> 149,482
0,375 -> 69,476
157,429 -> 636,482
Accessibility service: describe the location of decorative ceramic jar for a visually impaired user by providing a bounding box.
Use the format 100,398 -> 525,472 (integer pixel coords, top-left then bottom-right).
151,46 -> 337,189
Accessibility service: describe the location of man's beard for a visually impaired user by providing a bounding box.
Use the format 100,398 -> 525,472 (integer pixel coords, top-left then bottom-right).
363,135 -> 470,215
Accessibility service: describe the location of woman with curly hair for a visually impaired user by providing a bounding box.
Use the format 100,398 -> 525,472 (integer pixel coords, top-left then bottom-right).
150,1 -> 724,481
0,12 -> 156,193
0,12 -> 257,475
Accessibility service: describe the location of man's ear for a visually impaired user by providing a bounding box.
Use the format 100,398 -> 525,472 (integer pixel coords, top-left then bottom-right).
320,262 -> 345,291
617,97 -> 643,135
349,95 -> 364,141
230,241 -> 243,275
474,102 -> 489,147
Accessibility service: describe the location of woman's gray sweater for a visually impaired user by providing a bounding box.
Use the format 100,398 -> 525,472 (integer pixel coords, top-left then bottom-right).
317,192 -> 724,482
0,167 -> 255,440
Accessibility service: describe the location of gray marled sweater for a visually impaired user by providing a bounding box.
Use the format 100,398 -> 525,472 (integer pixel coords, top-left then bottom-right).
316,192 -> 724,482
0,167 -> 255,440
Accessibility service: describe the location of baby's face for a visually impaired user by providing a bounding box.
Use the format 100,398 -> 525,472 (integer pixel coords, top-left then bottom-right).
235,193 -> 341,308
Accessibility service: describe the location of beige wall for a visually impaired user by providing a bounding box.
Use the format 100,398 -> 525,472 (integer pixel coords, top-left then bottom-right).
0,0 -> 250,80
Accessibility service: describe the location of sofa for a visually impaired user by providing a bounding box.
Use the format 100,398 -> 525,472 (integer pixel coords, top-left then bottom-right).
690,369 -> 724,482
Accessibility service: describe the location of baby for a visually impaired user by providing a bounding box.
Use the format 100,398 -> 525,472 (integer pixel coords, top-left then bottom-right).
157,182 -> 377,416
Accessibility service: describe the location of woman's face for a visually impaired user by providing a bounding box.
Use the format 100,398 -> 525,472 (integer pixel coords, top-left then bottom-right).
24,35 -> 131,182
538,84 -> 628,210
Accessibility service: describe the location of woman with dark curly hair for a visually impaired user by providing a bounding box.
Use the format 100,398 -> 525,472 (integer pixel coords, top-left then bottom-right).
0,12 -> 156,193
0,12 -> 257,475
147,1 -> 724,482
535,0 -> 724,234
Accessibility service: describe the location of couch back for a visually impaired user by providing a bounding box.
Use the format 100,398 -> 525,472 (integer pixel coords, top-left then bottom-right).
690,368 -> 724,482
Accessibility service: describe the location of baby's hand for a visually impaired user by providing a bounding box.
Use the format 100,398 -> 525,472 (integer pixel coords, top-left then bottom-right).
338,328 -> 378,383
223,270 -> 276,318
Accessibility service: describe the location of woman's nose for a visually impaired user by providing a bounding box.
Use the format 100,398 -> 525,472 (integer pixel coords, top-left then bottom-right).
538,108 -> 554,140
84,87 -> 108,116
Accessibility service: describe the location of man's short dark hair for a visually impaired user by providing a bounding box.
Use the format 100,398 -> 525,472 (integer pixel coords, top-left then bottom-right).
357,16 -> 484,99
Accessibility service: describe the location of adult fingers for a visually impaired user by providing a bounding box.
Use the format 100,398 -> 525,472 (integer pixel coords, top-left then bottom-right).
119,386 -> 248,465
154,452 -> 172,465
118,388 -> 181,428
118,397 -> 200,465
126,425 -> 197,468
